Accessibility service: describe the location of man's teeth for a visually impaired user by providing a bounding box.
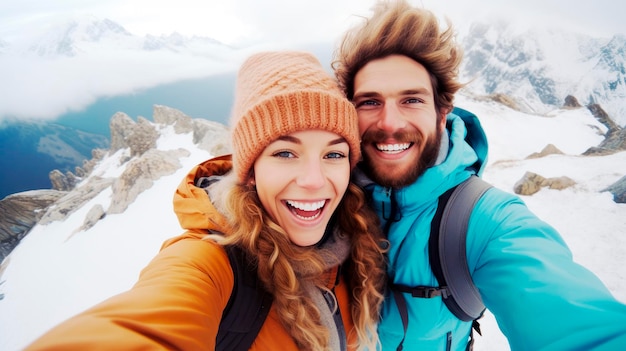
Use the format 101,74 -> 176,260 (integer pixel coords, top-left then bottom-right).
286,200 -> 326,211
376,143 -> 410,152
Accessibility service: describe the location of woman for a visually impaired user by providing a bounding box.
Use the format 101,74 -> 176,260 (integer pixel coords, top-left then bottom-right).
26,51 -> 387,351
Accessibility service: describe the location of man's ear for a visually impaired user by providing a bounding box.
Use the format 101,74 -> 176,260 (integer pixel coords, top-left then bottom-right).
439,106 -> 452,127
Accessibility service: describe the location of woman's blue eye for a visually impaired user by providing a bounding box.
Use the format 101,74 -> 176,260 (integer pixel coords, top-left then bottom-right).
326,152 -> 347,159
273,151 -> 294,158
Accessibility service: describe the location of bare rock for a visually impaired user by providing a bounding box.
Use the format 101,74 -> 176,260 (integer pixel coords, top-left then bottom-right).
514,171 -> 546,195
193,119 -> 231,156
108,148 -> 190,214
587,104 -> 620,134
545,176 -> 576,190
526,144 -> 564,159
488,93 -> 519,110
153,105 -> 194,134
514,171 -> 576,195
563,95 -> 582,108
49,169 -> 78,191
39,177 -> 115,225
0,190 -> 66,261
603,175 -> 626,204
582,147 -> 618,156
109,112 -> 136,152
128,117 -> 158,157
81,148 -> 107,175
77,204 -> 106,233
598,127 -> 626,151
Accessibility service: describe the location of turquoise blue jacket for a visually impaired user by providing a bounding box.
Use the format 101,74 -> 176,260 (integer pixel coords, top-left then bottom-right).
357,108 -> 626,350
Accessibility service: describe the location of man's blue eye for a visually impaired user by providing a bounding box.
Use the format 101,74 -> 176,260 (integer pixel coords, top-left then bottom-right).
405,98 -> 423,104
357,100 -> 378,107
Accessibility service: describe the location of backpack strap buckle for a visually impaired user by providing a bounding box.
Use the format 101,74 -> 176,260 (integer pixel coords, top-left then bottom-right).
391,283 -> 450,299
411,286 -> 449,298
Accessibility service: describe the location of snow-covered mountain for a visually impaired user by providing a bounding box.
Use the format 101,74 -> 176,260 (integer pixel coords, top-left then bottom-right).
1,14 -> 624,127
0,16 -> 244,121
1,15 -> 232,58
461,20 -> 626,126
26,17 -> 132,57
1,97 -> 625,350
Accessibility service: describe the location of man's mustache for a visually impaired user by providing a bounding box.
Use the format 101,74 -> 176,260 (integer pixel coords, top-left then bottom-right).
361,129 -> 423,144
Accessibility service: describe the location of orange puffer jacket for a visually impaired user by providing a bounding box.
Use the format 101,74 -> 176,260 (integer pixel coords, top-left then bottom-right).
26,155 -> 357,351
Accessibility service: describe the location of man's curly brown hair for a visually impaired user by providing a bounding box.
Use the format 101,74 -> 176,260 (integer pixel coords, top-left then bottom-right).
332,0 -> 466,114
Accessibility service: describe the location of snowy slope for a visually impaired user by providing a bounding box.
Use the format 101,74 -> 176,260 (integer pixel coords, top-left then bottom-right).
1,96 -> 625,350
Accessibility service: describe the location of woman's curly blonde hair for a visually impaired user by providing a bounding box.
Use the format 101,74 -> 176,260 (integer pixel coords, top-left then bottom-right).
213,179 -> 387,351
333,0 -> 466,114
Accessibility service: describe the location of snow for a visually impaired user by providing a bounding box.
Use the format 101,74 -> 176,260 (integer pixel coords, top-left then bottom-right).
1,98 -> 625,350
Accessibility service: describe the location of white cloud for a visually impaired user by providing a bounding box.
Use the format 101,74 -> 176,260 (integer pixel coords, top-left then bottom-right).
0,43 -> 239,120
1,0 -> 624,122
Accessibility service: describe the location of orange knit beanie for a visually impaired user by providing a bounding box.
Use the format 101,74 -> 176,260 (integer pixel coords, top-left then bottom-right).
230,51 -> 361,183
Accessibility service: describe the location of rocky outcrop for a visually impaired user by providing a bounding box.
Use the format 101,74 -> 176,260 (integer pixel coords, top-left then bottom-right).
0,106 -> 231,260
582,124 -> 626,156
193,119 -> 231,156
563,95 -> 582,108
587,104 -> 621,134
513,171 -> 576,196
0,190 -> 66,261
74,204 -> 106,234
153,104 -> 231,156
127,116 -> 159,157
153,104 -> 195,134
49,169 -> 78,191
603,176 -> 626,204
488,93 -> 519,110
39,177 -> 115,225
110,113 -> 159,158
108,148 -> 189,214
526,144 -> 564,159
578,102 -> 626,156
109,112 -> 136,153
82,148 -> 107,174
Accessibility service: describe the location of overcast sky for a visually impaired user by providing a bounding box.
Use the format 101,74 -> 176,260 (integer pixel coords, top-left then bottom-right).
1,0 -> 624,46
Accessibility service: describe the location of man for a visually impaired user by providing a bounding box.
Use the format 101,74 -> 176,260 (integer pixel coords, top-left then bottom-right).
332,1 -> 626,350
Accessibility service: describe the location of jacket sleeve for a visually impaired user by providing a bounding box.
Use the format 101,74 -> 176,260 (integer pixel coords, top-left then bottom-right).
25,236 -> 234,351
469,188 -> 626,350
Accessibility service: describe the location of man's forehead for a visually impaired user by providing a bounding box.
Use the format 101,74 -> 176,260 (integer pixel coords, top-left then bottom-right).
354,55 -> 433,97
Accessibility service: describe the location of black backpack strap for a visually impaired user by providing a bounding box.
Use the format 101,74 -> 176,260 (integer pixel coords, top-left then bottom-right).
216,245 -> 273,351
390,287 -> 409,351
389,176 -> 490,350
430,175 -> 490,322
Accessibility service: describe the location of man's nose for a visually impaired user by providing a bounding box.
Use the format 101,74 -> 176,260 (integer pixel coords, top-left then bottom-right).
377,103 -> 406,132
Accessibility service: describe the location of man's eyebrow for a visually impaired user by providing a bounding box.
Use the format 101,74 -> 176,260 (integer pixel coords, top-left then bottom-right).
352,91 -> 381,100
275,135 -> 347,146
353,88 -> 432,99
400,87 -> 431,95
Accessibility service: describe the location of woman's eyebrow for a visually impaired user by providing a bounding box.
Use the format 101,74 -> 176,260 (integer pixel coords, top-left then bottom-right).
275,135 -> 347,146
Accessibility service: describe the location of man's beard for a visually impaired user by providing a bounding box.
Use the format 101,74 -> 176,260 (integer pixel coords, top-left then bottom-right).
360,125 -> 442,188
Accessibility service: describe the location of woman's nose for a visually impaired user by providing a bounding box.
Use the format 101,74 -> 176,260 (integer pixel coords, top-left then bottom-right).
296,159 -> 325,189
